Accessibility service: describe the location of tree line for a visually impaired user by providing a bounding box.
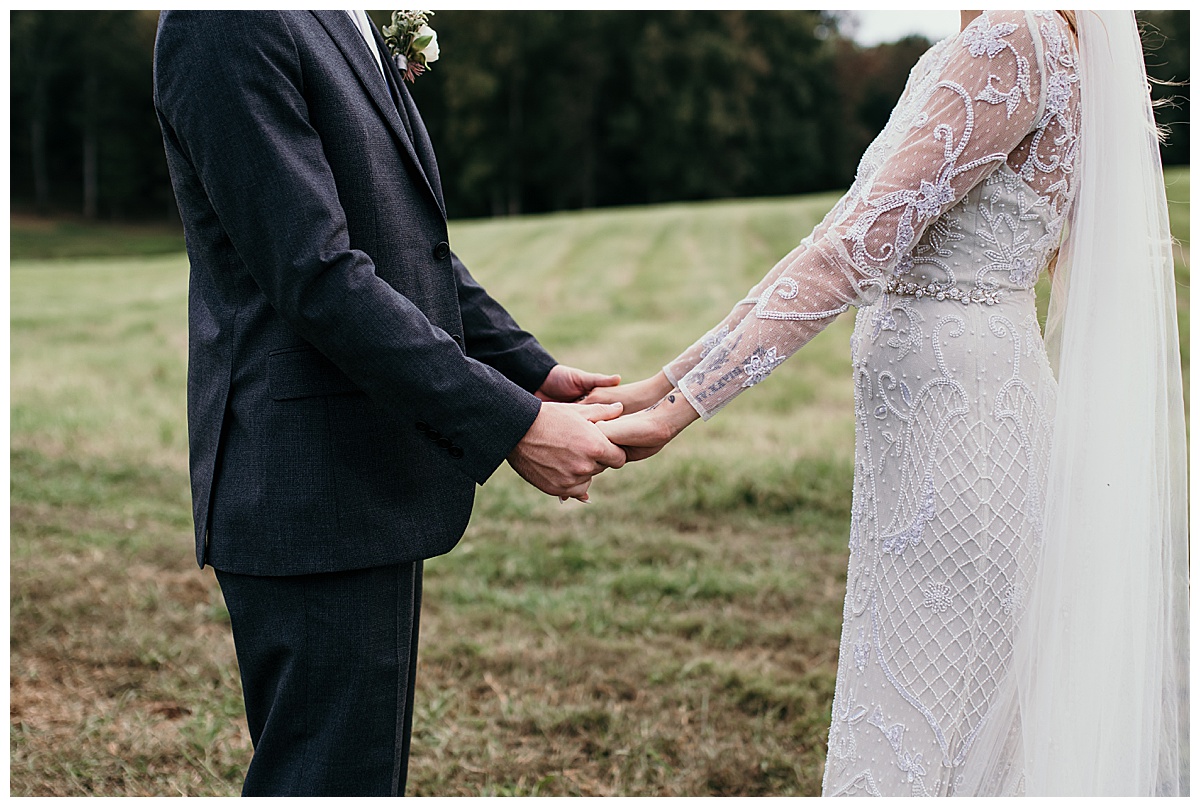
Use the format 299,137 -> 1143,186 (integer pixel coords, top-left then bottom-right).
9,10 -> 1189,222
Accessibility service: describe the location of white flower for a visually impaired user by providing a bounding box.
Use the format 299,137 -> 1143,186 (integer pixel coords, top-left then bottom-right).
1042,70 -> 1074,119
853,627 -> 871,672
415,24 -> 439,63
922,582 -> 953,613
1008,256 -> 1036,286
741,346 -> 781,388
963,20 -> 1017,59
1000,583 -> 1024,616
913,178 -> 954,220
382,11 -> 438,82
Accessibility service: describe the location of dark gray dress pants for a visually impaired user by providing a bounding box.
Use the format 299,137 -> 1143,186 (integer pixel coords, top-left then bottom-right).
214,561 -> 423,796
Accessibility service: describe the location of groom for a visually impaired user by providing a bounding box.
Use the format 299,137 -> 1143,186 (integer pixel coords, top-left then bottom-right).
154,11 -> 626,796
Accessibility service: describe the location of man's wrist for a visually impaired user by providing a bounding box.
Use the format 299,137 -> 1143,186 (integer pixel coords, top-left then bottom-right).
531,361 -> 559,394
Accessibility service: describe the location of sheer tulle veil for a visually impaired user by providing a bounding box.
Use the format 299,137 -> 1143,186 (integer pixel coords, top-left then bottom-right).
963,9 -> 1189,796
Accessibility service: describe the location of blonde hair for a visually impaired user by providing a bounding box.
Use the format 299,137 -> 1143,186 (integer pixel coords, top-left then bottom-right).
1057,10 -> 1078,36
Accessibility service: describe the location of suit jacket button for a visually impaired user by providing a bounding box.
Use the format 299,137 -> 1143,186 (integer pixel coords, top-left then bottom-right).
415,421 -> 429,432
436,437 -> 452,449
426,428 -> 441,441
433,241 -> 450,260
448,446 -> 464,459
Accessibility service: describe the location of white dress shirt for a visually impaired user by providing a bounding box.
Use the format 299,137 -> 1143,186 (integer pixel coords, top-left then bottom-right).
347,10 -> 385,77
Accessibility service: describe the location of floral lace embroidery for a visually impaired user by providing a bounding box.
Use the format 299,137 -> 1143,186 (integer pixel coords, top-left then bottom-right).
922,581 -> 954,613
1000,582 -> 1023,616
910,215 -> 965,278
844,76 -> 996,279
843,15 -> 1031,279
965,19 -> 1032,117
881,477 -> 936,555
741,346 -> 781,388
700,325 -> 729,359
867,706 -> 931,795
854,626 -> 871,672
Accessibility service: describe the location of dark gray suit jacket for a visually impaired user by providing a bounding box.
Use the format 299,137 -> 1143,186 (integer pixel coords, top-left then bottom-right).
154,11 -> 556,576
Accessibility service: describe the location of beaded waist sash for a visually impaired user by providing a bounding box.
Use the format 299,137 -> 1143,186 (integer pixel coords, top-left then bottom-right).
883,274 -> 1003,306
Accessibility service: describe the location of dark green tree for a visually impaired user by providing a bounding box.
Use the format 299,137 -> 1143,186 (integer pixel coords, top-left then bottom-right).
403,10 -> 844,218
1138,10 -> 1190,165
11,10 -> 171,220
9,11 -> 1191,222
11,11 -> 74,214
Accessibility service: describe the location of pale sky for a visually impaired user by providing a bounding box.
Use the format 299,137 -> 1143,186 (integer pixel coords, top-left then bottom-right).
845,10 -> 962,47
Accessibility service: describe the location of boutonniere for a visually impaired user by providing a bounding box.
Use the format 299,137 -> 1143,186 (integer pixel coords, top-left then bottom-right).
382,10 -> 439,83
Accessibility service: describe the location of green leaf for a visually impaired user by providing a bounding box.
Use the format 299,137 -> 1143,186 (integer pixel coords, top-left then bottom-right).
412,34 -> 433,51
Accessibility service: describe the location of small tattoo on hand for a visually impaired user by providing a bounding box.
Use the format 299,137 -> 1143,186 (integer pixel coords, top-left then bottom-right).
668,394 -> 676,403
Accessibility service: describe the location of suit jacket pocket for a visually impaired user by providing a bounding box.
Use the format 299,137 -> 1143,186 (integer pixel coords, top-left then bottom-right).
268,345 -> 363,400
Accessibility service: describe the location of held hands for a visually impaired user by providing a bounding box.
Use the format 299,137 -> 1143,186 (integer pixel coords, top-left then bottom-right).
507,401 -> 626,501
598,387 -> 699,462
511,367 -> 696,505
586,371 -> 699,460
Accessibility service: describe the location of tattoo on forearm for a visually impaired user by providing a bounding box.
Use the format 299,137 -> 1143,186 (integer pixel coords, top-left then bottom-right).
648,391 -> 678,412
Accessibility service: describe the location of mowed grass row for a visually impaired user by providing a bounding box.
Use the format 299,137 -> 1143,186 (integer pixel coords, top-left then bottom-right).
10,168 -> 1189,796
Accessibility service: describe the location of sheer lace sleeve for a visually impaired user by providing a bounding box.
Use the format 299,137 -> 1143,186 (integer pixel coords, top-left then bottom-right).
670,11 -> 1049,418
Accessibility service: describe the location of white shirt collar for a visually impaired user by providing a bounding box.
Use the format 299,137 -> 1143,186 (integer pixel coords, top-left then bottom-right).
346,10 -> 385,77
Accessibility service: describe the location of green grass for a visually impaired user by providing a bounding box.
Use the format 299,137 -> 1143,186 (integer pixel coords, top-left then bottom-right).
9,170 -> 1189,796
10,215 -> 186,260
1164,166 -> 1190,405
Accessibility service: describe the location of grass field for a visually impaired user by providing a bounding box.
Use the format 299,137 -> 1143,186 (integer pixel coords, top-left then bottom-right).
9,214 -> 187,260
9,168 -> 1189,796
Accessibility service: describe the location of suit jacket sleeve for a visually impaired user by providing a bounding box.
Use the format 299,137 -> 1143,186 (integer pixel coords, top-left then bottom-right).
451,251 -> 557,393
154,11 -> 538,484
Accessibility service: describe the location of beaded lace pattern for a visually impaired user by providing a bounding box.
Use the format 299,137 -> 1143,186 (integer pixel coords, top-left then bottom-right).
664,11 -> 1080,795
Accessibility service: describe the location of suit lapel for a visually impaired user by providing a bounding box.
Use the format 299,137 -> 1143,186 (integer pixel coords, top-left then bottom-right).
375,29 -> 447,214
310,11 -> 444,219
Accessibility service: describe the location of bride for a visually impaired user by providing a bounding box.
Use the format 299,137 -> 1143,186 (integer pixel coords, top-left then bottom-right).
592,10 -> 1188,796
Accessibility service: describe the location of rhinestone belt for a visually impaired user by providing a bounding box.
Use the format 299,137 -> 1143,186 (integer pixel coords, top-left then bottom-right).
884,275 -> 1001,306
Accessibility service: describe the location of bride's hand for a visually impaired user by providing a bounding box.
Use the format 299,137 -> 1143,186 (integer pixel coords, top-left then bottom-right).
582,371 -> 674,414
598,388 -> 700,461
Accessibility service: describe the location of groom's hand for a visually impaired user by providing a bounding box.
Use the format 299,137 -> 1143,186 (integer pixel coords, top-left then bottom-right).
507,402 -> 627,500
535,364 -> 620,403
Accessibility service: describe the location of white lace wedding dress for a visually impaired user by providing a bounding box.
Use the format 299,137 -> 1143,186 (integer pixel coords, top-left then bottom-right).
663,12 -> 1080,796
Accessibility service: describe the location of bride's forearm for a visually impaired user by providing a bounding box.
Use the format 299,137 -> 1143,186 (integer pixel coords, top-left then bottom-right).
597,384 -> 701,461
583,370 -> 674,412
648,386 -> 701,439
663,301 -> 756,384
641,371 -> 676,403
